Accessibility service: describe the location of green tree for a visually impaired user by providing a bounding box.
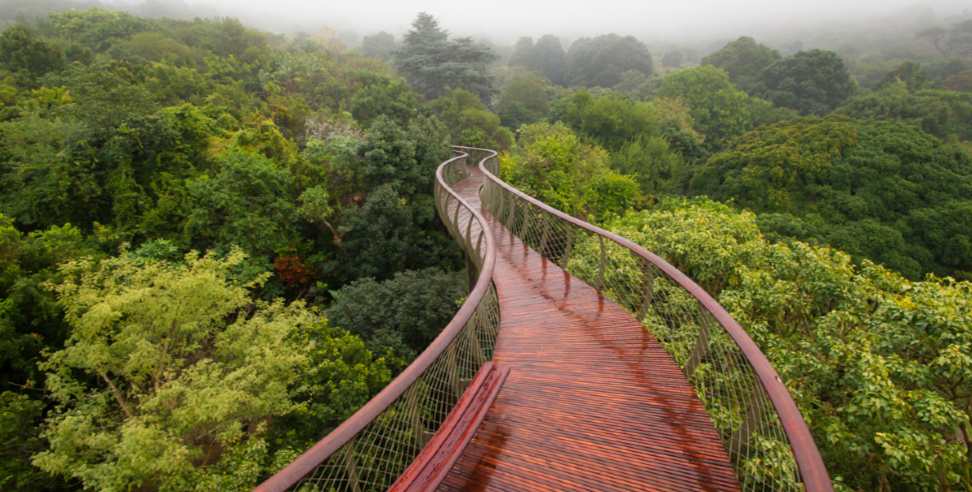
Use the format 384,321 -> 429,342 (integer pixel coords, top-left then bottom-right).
702,36 -> 780,94
394,13 -> 496,101
327,268 -> 465,369
0,109 -> 98,229
565,34 -> 653,88
551,90 -> 659,151
182,149 -> 299,259
496,71 -> 557,129
691,116 -> 972,279
944,70 -> 972,92
611,135 -> 687,199
349,75 -> 419,127
0,25 -> 64,82
656,65 -> 794,150
428,88 -> 513,150
0,215 -> 99,492
757,49 -> 856,115
508,37 -> 535,69
571,198 -> 972,490
323,115 -> 460,283
502,122 -> 638,220
509,35 -> 567,85
837,80 -> 972,141
0,392 -> 58,490
877,61 -> 928,91
552,90 -> 705,166
48,9 -> 151,46
33,249 -> 389,491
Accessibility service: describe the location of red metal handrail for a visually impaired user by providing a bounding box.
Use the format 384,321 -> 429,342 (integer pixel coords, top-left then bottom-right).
256,150 -> 498,491
461,145 -> 832,492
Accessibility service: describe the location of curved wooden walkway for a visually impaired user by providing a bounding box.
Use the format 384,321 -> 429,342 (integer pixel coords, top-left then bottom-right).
438,166 -> 740,491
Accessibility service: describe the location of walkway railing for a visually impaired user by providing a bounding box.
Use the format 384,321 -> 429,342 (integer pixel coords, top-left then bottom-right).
256,150 -> 499,492
465,145 -> 832,492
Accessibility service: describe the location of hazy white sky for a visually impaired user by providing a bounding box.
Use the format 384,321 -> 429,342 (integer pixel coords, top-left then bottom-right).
171,0 -> 968,41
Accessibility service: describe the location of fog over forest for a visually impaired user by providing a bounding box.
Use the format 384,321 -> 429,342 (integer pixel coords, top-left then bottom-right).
97,0 -> 970,44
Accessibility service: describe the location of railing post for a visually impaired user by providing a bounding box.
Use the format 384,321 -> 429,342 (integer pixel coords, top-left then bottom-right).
406,388 -> 431,449
466,256 -> 477,290
539,217 -> 550,258
476,230 -> 484,260
466,310 -> 486,366
636,259 -> 655,320
597,235 -> 606,291
505,196 -> 516,232
561,229 -> 573,270
434,184 -> 443,219
343,443 -> 362,492
445,343 -> 463,399
684,310 -> 712,378
520,203 -> 531,245
452,196 -> 461,232
442,195 -> 453,236
464,210 -> 474,252
730,396 -> 765,461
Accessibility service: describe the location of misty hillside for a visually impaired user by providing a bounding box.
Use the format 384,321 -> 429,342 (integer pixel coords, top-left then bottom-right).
0,2 -> 970,491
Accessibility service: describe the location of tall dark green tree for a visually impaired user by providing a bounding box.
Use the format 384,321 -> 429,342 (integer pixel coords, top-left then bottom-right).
0,25 -> 63,81
565,34 -> 653,88
702,36 -> 780,94
533,35 -> 567,85
509,35 -> 567,85
394,13 -> 496,101
757,49 -> 855,115
509,37 -> 534,67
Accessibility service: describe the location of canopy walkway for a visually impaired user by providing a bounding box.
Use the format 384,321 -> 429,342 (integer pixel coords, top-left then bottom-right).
257,148 -> 832,492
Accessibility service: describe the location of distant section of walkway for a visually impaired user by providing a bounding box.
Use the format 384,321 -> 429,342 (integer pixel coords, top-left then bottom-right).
437,167 -> 740,491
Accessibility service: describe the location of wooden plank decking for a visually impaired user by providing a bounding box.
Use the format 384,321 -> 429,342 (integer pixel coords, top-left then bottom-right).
440,167 -> 740,491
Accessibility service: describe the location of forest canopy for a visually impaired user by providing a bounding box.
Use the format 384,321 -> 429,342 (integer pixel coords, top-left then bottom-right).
0,3 -> 971,491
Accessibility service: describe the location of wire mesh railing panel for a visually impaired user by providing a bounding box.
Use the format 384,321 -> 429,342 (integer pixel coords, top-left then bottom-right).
474,149 -> 830,492
294,286 -> 499,491
258,151 -> 499,492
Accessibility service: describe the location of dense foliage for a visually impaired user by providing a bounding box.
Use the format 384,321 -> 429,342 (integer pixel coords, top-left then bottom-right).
756,49 -> 856,115
326,268 -> 465,370
654,65 -> 795,150
508,35 -> 567,86
565,34 -> 654,88
495,71 -> 558,129
500,122 -> 638,220
691,116 -> 972,280
0,10 -> 471,490
394,13 -> 496,101
2,4 -> 972,491
702,36 -> 781,94
838,80 -> 972,141
34,249 -> 390,490
571,199 -> 971,490
428,88 -> 512,150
